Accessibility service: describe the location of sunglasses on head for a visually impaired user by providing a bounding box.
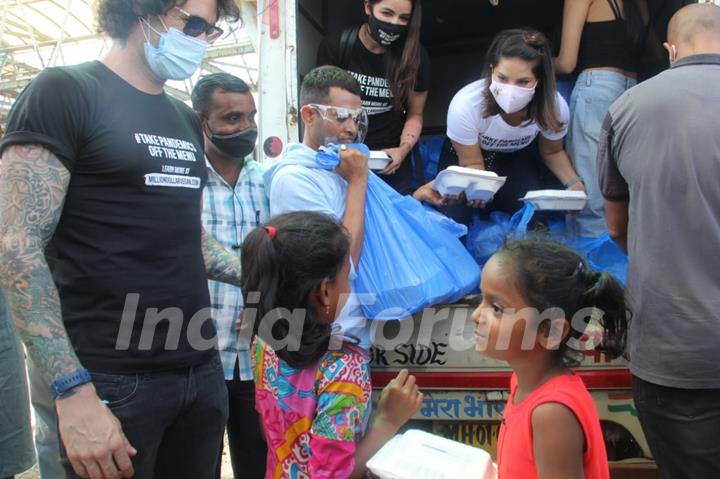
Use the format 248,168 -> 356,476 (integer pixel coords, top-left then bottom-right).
174,6 -> 224,43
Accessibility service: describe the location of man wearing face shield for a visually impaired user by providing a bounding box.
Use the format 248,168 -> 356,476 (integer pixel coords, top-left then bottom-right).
264,66 -> 372,348
0,0 -> 247,478
265,66 -> 444,350
191,73 -> 269,479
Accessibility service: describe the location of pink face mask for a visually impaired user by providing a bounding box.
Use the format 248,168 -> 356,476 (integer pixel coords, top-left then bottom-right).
489,78 -> 536,113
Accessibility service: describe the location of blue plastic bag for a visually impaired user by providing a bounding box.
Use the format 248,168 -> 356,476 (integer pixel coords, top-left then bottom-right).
415,135 -> 445,184
513,205 -> 627,285
466,203 -> 627,285
564,232 -> 628,285
466,203 -> 537,267
276,144 -> 481,319
466,212 -> 511,267
422,204 -> 468,238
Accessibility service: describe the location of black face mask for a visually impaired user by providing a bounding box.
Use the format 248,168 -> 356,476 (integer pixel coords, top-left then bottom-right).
208,127 -> 258,159
368,13 -> 407,46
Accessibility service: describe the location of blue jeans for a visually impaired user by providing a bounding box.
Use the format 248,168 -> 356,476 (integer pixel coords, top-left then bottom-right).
60,355 -> 228,479
566,70 -> 636,237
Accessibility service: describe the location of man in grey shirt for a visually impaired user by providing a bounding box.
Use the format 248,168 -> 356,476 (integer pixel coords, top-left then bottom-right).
599,4 -> 720,477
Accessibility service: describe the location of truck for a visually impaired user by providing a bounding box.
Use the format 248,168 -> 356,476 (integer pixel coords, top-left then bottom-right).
255,1 -> 657,476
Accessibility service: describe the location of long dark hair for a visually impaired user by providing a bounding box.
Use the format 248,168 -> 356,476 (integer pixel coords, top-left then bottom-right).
496,238 -> 631,368
618,0 -> 647,51
367,0 -> 422,110
240,212 -> 350,369
482,29 -> 563,133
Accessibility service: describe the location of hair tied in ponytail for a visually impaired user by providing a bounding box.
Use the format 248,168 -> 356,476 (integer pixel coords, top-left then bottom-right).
263,226 -> 277,240
573,261 -> 584,277
583,270 -> 604,298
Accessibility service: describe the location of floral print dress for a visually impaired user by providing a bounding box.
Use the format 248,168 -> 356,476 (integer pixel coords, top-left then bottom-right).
252,338 -> 372,479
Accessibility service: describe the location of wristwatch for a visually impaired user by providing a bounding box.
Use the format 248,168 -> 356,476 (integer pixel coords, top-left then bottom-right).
51,369 -> 92,399
563,176 -> 584,188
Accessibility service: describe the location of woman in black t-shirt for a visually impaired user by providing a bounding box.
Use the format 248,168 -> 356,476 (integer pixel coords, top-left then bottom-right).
317,0 -> 429,195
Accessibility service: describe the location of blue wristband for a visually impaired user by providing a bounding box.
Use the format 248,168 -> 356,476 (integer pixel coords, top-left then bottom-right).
51,369 -> 92,399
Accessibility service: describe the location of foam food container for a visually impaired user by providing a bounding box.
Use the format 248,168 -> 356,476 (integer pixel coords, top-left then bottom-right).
368,150 -> 391,171
435,166 -> 506,200
521,189 -> 588,211
366,429 -> 497,479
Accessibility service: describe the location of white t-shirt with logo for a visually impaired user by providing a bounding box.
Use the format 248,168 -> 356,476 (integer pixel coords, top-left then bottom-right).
446,79 -> 569,152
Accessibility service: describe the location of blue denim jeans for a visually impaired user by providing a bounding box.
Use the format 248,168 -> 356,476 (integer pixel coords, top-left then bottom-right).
566,70 -> 636,237
60,355 -> 228,479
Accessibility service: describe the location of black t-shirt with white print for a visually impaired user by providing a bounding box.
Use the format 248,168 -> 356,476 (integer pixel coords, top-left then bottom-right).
0,61 -> 215,373
318,29 -> 430,193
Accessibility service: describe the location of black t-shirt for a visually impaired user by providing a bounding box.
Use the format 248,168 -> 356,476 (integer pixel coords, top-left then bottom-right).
317,29 -> 430,194
0,61 -> 215,373
317,28 -> 431,151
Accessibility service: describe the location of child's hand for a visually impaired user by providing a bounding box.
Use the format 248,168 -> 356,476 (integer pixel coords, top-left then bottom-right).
376,369 -> 424,431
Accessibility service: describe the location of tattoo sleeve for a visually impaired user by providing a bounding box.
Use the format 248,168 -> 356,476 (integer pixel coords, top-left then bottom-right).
0,144 -> 80,386
201,227 -> 242,287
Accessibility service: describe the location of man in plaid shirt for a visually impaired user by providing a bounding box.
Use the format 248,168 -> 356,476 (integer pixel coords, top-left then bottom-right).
192,73 -> 269,479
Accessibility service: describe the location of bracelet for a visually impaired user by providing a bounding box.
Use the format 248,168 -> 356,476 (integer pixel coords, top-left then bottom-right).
563,176 -> 584,188
52,369 -> 92,399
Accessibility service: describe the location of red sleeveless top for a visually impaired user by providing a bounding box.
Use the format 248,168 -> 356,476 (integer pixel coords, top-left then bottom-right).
497,373 -> 610,479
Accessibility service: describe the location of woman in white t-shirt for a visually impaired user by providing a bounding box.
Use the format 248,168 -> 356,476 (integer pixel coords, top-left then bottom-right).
438,29 -> 585,224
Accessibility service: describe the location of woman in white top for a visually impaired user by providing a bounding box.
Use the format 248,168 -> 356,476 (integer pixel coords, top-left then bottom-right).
438,29 -> 585,224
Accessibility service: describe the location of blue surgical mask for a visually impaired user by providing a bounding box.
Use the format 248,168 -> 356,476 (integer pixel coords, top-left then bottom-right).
140,17 -> 208,80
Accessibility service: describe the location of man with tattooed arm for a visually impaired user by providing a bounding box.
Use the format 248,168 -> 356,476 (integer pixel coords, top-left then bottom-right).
0,0 -> 245,478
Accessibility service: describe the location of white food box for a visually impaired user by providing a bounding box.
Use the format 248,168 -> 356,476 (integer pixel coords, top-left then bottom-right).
367,429 -> 497,479
368,150 -> 391,171
435,166 -> 506,201
521,189 -> 588,211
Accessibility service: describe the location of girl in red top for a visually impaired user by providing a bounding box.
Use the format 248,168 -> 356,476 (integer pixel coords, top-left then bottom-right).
472,238 -> 630,479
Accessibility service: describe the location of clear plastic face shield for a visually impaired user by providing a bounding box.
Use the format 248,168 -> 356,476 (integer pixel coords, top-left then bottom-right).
308,104 -> 369,145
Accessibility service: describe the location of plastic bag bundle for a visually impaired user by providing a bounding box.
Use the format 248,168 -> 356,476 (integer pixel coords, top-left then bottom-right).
313,144 -> 480,319
466,211 -> 512,268
465,203 -> 537,267
465,202 -> 627,285
564,233 -> 628,285
415,135 -> 445,183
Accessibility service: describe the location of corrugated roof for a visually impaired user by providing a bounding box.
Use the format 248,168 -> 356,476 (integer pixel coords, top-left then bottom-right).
1,0 -> 259,123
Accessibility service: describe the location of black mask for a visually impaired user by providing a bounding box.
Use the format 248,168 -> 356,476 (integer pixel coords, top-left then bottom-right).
208,127 -> 258,159
368,14 -> 407,46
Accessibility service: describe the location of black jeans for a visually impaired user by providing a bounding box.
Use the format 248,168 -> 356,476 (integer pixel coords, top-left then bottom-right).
436,137 -> 562,226
61,355 -> 229,479
220,363 -> 266,479
633,375 -> 720,479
